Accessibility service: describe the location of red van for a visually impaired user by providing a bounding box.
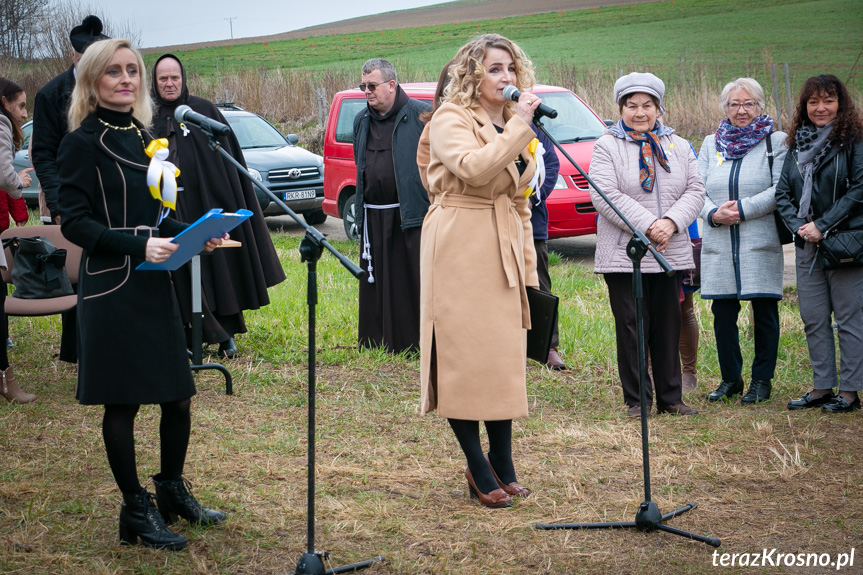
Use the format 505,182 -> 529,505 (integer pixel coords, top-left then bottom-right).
322,83 -> 604,240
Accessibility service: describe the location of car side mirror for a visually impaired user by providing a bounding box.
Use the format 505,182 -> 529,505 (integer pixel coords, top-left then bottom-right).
286,134 -> 299,145
604,119 -> 614,127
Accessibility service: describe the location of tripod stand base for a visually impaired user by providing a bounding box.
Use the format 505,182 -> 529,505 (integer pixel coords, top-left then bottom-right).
536,501 -> 720,547
291,551 -> 385,574
190,362 -> 233,395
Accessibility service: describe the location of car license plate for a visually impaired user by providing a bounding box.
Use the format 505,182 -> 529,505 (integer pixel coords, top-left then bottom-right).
282,190 -> 316,201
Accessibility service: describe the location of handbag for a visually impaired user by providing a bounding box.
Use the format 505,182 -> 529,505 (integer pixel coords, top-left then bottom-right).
526,287 -> 559,364
766,134 -> 794,245
3,236 -> 74,298
681,237 -> 702,287
818,229 -> 863,270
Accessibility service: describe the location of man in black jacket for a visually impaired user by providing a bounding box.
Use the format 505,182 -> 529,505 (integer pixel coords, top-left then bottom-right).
32,15 -> 108,225
353,58 -> 430,353
30,15 -> 107,363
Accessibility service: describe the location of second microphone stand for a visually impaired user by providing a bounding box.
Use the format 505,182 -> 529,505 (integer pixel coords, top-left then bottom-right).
197,123 -> 385,573
530,117 -> 720,548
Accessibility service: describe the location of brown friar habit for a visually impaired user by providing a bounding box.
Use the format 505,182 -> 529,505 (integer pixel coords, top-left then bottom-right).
151,54 -> 285,345
358,86 -> 421,353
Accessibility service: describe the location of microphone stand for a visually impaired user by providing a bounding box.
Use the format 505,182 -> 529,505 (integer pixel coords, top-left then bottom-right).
196,123 -> 385,574
531,117 -> 720,548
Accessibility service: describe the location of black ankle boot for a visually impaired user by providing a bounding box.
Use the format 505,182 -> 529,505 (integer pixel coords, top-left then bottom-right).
741,379 -> 772,405
119,489 -> 188,550
151,474 -> 226,526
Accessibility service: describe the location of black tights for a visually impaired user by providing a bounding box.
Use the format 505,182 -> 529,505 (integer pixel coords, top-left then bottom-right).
102,399 -> 192,495
447,418 -> 516,494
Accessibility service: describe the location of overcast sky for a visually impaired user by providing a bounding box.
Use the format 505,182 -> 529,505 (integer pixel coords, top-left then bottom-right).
97,0 -> 447,48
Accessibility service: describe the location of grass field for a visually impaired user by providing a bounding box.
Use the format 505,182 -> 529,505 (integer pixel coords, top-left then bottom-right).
148,0 -> 863,92
1,230 -> 860,574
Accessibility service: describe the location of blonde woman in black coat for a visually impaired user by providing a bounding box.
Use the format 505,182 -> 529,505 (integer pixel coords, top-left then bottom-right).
58,38 -> 226,549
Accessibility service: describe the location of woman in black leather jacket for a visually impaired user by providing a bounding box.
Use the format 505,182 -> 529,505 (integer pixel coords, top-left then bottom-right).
775,74 -> 863,414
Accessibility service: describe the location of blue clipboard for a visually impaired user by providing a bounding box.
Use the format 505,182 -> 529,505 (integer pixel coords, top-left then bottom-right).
136,208 -> 253,271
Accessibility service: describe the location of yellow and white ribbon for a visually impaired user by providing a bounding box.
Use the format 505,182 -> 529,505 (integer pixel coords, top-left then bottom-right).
523,138 -> 545,199
145,138 -> 180,210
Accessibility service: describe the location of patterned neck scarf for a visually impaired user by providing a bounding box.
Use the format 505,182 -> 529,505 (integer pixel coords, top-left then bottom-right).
714,115 -> 774,160
795,119 -> 834,219
621,121 -> 671,193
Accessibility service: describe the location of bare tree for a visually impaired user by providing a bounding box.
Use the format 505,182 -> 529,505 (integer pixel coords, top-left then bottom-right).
33,0 -> 142,60
0,0 -> 51,58
1,0 -> 142,106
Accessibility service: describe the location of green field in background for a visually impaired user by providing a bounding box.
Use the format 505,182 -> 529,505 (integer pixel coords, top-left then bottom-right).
143,0 -> 863,89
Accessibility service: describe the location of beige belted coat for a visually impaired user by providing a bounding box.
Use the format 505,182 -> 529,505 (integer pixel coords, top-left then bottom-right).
418,102 -> 539,420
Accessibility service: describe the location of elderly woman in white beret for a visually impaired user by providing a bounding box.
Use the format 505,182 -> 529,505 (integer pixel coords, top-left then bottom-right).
589,72 -> 705,418
698,78 -> 787,406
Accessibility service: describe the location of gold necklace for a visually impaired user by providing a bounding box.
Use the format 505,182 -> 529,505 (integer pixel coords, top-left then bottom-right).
98,117 -> 146,150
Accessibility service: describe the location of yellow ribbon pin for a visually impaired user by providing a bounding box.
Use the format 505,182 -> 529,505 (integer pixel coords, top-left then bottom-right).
715,151 -> 725,166
523,138 -> 544,198
145,138 -> 180,210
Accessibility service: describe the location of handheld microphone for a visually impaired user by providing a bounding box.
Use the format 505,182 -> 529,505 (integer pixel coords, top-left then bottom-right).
174,105 -> 232,136
502,86 -> 558,119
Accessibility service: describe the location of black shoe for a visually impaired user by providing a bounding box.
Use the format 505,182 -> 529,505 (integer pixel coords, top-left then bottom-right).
787,391 -> 835,410
119,489 -> 188,550
218,337 -> 238,359
741,380 -> 772,405
151,474 -> 226,526
706,379 -> 744,402
821,395 -> 861,414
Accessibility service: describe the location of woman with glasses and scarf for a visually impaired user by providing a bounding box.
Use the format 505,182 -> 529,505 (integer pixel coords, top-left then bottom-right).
776,74 -> 863,414
698,78 -> 787,406
589,72 -> 704,418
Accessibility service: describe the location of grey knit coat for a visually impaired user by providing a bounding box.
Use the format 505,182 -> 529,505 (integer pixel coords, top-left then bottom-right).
697,132 -> 787,299
590,132 -> 705,274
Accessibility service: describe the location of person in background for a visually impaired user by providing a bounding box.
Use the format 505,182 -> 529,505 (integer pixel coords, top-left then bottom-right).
679,219 -> 700,393
529,124 -> 567,370
58,39 -> 226,550
30,14 -> 107,364
589,72 -> 704,418
420,33 -> 541,508
698,78 -> 786,405
354,58 -> 431,354
151,54 -> 285,358
776,74 -> 863,414
0,77 -> 35,403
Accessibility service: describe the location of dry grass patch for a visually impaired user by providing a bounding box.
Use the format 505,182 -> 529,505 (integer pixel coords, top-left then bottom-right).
1,339 -> 861,574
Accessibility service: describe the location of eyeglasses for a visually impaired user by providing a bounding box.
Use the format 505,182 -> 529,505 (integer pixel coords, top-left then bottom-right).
728,101 -> 758,111
359,82 -> 388,92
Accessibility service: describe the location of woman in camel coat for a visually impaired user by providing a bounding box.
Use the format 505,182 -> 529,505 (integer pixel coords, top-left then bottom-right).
419,34 -> 541,509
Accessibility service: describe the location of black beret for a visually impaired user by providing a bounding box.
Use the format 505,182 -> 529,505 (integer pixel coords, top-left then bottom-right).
69,15 -> 109,53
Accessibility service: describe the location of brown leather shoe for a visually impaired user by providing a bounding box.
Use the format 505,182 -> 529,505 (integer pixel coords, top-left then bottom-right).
546,347 -> 567,370
627,404 -> 653,418
658,402 -> 698,416
484,454 -> 531,497
464,467 -> 512,508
